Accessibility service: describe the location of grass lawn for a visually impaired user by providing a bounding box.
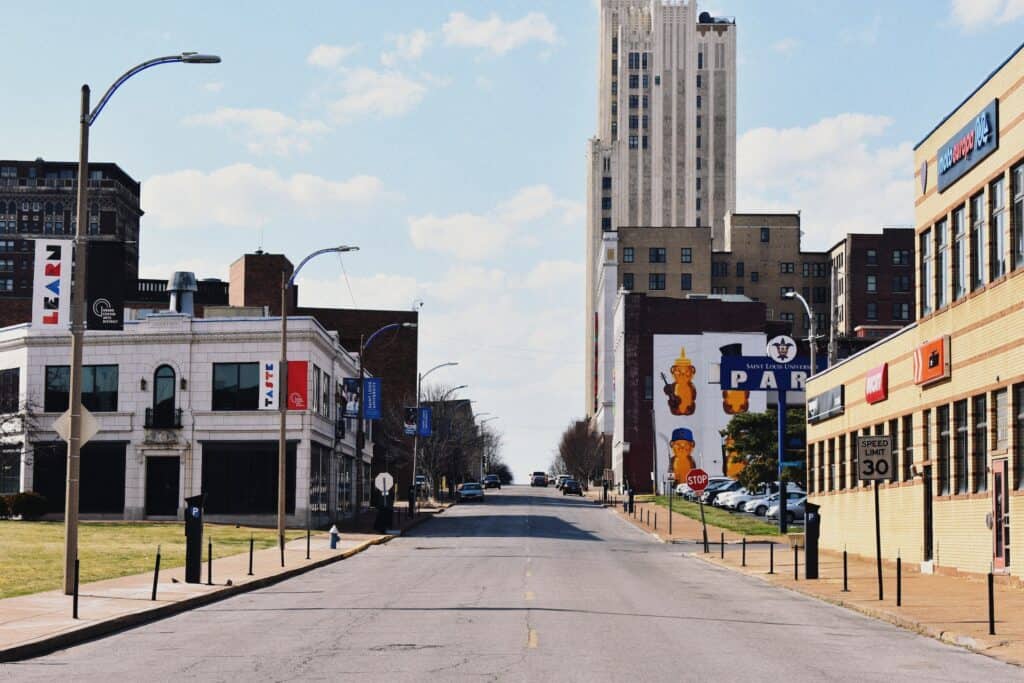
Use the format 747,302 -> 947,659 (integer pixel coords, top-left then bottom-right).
650,496 -> 782,537
0,521 -> 306,599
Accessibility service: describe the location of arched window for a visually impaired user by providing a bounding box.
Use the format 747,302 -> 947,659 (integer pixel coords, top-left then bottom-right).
152,365 -> 176,427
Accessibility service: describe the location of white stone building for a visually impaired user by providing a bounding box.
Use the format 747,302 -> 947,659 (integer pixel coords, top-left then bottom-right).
0,311 -> 372,526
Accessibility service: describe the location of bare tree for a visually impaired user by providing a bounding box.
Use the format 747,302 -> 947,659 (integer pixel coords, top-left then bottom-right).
417,384 -> 479,498
557,420 -> 602,488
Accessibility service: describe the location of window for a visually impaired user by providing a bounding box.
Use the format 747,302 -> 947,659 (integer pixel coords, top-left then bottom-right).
642,115 -> 648,129
680,247 -> 692,263
629,115 -> 639,130
628,135 -> 638,149
751,271 -> 759,282
892,302 -> 911,320
44,365 -> 118,412
990,177 -> 1007,280
696,114 -> 702,129
735,286 -> 744,295
901,414 -> 913,481
644,376 -> 653,400
0,368 -> 18,412
866,302 -> 878,320
780,312 -> 794,323
697,51 -> 704,69
681,273 -> 692,290
827,439 -> 835,491
696,157 -> 702,170
601,217 -> 612,230
628,51 -> 640,69
629,75 -> 639,89
696,95 -> 702,109
622,273 -> 634,290
611,36 -> 618,54
629,94 -> 639,108
695,198 -> 701,211
838,436 -> 847,489
866,249 -> 877,265
735,262 -> 744,277
642,74 -> 649,88
602,197 -> 612,210
212,362 -> 259,411
711,286 -> 728,295
780,286 -> 794,297
953,400 -> 968,495
935,218 -> 948,309
920,228 -> 933,316
654,75 -> 660,85
623,247 -> 634,263
760,227 -> 770,242
696,135 -> 701,148
994,388 -> 1008,451
812,286 -> 827,304
0,279 -> 12,292
696,177 -> 702,191
152,365 -> 176,427
779,262 -> 794,274
711,262 -> 728,277
1015,383 -> 1024,489
972,395 -> 988,493
602,176 -> 612,190
922,410 -> 931,488
1013,163 -> 1024,270
642,95 -> 648,108
648,273 -> 666,290
892,274 -> 911,292
642,52 -> 648,69
937,404 -> 950,495
971,192 -> 985,290
696,74 -> 702,88
892,249 -> 912,266
953,205 -> 967,299
866,274 -> 877,293
649,247 -> 666,263
642,135 -> 648,149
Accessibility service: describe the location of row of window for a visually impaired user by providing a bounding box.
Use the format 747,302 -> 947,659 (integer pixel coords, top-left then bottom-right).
864,248 -> 912,266
808,384 -> 1024,495
920,161 -> 1024,317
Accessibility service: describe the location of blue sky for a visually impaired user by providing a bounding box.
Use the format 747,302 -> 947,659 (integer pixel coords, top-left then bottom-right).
2,1 -> 1022,481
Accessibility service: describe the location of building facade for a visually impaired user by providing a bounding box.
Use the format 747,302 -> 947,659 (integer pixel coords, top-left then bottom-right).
0,311 -> 371,526
806,44 -> 1024,578
586,0 -> 736,416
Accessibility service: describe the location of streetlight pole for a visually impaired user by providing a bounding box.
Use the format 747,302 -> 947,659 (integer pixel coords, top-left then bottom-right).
63,53 -> 220,595
412,361 -> 457,509
784,290 -> 817,375
478,416 -> 499,481
277,246 -> 358,561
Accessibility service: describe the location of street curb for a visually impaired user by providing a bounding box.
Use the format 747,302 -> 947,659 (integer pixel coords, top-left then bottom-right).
687,553 -> 1023,668
0,509 -> 443,663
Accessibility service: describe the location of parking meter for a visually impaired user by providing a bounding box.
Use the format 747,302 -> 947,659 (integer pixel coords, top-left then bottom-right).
184,494 -> 205,583
805,502 -> 821,579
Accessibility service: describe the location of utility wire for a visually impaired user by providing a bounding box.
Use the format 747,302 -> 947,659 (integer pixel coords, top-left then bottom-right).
335,252 -> 358,308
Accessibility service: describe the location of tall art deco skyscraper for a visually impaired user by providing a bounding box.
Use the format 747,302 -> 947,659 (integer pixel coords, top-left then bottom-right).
585,0 -> 736,417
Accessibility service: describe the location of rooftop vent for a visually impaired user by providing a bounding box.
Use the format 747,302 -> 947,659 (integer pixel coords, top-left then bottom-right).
167,271 -> 198,316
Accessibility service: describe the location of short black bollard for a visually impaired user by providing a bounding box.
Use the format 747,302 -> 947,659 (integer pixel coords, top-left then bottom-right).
896,556 -> 902,607
151,545 -> 161,601
72,558 -> 80,619
280,534 -> 285,568
769,542 -> 775,574
248,535 -> 254,576
306,527 -> 311,560
720,532 -> 725,559
793,545 -> 799,581
742,537 -> 746,567
654,512 -> 657,531
207,541 -> 213,586
842,550 -> 849,592
987,573 -> 995,634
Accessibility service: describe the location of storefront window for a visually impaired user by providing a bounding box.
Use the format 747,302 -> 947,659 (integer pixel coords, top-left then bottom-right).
0,448 -> 19,494
952,205 -> 967,300
827,438 -> 835,491
1014,383 -> 1024,490
838,435 -> 846,490
901,414 -> 913,482
994,388 -> 1008,451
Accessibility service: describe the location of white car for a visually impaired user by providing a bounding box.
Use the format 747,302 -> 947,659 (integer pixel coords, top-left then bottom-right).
747,490 -> 805,516
714,488 -> 748,509
674,483 -> 692,497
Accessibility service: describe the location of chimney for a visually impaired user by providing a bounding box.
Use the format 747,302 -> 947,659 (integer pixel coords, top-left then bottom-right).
167,271 -> 198,316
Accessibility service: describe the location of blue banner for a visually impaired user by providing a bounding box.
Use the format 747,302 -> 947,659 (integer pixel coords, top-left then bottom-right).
720,356 -> 812,392
363,378 -> 382,420
418,406 -> 432,437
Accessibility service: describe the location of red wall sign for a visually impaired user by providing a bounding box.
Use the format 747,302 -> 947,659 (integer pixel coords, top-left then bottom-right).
913,336 -> 951,386
865,363 -> 888,404
287,360 -> 309,410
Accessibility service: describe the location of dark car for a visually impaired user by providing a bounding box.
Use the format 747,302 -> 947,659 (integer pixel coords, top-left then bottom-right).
531,472 -> 548,487
456,482 -> 485,503
700,480 -> 741,506
562,479 -> 583,496
483,474 -> 502,489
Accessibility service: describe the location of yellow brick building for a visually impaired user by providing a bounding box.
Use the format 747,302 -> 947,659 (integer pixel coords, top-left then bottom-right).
806,43 -> 1024,578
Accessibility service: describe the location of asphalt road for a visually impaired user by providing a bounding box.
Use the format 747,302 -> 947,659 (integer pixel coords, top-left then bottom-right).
3,486 -> 1019,682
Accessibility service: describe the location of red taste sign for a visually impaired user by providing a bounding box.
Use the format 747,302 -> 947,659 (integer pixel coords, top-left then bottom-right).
865,363 -> 888,404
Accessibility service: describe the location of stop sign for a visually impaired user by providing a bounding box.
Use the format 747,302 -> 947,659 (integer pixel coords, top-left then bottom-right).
686,469 -> 709,492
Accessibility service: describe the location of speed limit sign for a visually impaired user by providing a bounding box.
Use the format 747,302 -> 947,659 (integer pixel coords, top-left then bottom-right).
856,435 -> 895,481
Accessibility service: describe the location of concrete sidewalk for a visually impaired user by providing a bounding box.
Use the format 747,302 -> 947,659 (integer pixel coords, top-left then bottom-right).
0,506 -> 442,662
599,492 -> 1024,667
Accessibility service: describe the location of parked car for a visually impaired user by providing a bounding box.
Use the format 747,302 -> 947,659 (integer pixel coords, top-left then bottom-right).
729,486 -> 772,511
682,477 -> 732,501
746,490 -> 805,516
767,496 -> 806,523
701,480 -> 741,505
482,474 -> 502,489
456,482 -> 485,503
531,472 -> 548,487
414,475 -> 429,491
674,483 -> 692,497
562,479 -> 583,496
714,487 -> 749,509
555,474 -> 571,489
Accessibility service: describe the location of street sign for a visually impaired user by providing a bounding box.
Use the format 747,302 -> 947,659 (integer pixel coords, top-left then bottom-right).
720,356 -> 810,392
374,472 -> 394,493
666,472 -> 675,482
766,335 -> 797,363
856,435 -> 895,481
686,468 -> 709,492
53,407 -> 99,447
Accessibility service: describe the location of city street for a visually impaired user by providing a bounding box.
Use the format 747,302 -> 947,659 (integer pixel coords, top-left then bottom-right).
1,486 -> 1018,681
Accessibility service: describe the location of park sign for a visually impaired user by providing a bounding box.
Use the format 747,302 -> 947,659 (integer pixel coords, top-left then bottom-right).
720,356 -> 811,393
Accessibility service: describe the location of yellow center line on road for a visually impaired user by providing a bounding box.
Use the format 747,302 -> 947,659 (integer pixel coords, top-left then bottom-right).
527,628 -> 539,649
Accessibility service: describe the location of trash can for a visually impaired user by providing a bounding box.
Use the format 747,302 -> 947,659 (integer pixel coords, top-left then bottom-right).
184,493 -> 205,584
804,502 -> 820,579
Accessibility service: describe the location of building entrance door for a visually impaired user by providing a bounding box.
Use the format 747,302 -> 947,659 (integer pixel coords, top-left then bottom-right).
146,456 -> 180,516
993,459 -> 1010,570
922,465 -> 934,562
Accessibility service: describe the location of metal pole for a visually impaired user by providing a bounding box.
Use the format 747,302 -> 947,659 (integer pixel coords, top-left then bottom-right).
874,480 -> 883,600
699,499 -> 709,553
794,544 -> 799,581
151,545 -> 161,601
355,334 -> 366,518
63,84 -> 90,595
742,537 -> 746,566
720,532 -> 724,559
896,555 -> 902,606
842,550 -> 849,592
809,304 -> 817,377
769,542 -> 775,574
248,535 -> 254,576
668,483 -> 672,536
207,540 -> 213,586
72,558 -> 80,618
988,572 -> 996,635
411,370 -> 421,513
278,272 -> 288,559
778,392 -> 788,535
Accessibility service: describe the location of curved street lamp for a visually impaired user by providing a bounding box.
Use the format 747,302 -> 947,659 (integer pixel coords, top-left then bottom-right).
783,290 -> 817,375
277,246 -> 359,558
439,384 -> 468,402
64,52 -> 221,595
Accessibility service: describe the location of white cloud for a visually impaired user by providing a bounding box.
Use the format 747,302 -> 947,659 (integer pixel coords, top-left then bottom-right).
408,185 -> 582,260
738,113 -> 913,250
521,260 -> 583,290
144,164 -> 385,229
771,38 -> 799,54
840,14 -> 881,45
442,11 -> 558,55
950,0 -> 1024,29
307,43 -> 359,68
327,67 -> 428,123
381,29 -> 431,66
183,107 -> 330,156
202,81 -> 224,93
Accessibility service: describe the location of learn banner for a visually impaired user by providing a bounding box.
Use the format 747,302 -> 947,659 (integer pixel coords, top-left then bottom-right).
32,239 -> 71,330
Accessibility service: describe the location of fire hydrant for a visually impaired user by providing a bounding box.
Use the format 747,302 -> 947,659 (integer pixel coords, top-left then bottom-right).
329,524 -> 340,550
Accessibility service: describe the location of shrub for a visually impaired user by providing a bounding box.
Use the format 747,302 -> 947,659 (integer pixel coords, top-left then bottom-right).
0,494 -> 9,519
8,492 -> 48,520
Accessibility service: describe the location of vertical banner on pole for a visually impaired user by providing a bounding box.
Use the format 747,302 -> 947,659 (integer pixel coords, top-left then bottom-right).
363,378 -> 382,419
32,239 -> 72,330
260,361 -> 279,410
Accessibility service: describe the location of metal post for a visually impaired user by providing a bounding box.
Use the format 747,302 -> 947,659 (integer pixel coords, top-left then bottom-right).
411,370 -> 420,514
742,537 -> 746,566
769,542 -> 775,574
778,394 -> 788,535
355,334 -> 366,517
207,541 -> 213,586
277,272 -> 288,558
668,484 -> 672,536
306,527 -> 311,560
63,84 -> 90,596
699,499 -> 709,553
896,556 -> 902,607
72,558 -> 80,619
654,512 -> 657,530
988,573 -> 996,635
794,544 -> 799,581
720,532 -> 725,559
874,480 -> 883,601
842,550 -> 849,592
248,535 -> 254,576
151,545 -> 161,601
